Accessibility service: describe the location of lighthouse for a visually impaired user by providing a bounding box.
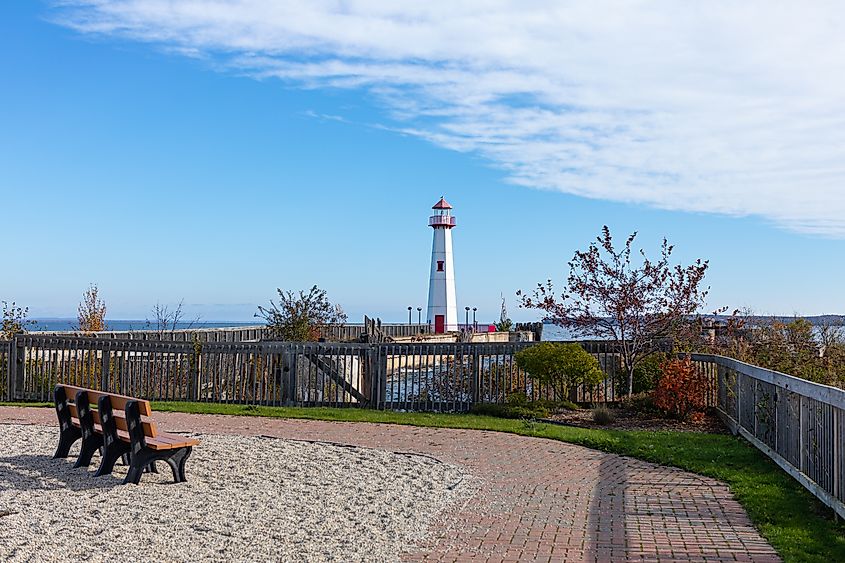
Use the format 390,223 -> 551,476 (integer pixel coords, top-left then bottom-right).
426,197 -> 458,333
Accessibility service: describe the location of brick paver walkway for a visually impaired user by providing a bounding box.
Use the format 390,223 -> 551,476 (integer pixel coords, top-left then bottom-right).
0,407 -> 779,562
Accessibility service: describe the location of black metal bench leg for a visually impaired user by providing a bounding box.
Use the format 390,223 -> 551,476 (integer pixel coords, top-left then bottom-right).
95,444 -> 127,477
178,447 -> 192,483
124,451 -> 154,485
53,426 -> 81,459
164,447 -> 191,483
74,435 -> 103,468
146,461 -> 158,474
53,386 -> 80,459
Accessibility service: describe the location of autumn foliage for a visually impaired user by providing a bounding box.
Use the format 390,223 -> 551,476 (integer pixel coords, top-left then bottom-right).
653,357 -> 709,421
77,284 -> 107,332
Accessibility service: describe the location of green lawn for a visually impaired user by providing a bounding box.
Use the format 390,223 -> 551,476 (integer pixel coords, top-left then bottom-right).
4,400 -> 844,562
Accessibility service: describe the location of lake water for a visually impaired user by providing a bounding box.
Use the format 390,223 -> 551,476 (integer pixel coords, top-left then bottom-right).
541,323 -> 606,341
30,319 -> 256,332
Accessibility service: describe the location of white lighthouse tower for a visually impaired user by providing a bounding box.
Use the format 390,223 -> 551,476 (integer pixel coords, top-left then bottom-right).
426,197 -> 458,333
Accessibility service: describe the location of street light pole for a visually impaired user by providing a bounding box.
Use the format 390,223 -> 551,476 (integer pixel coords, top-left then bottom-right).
408,306 -> 412,325
416,307 -> 422,324
472,307 -> 477,331
465,306 -> 470,329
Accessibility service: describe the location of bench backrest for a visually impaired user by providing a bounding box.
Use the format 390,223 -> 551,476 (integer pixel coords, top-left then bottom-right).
55,385 -> 158,438
57,384 -> 152,416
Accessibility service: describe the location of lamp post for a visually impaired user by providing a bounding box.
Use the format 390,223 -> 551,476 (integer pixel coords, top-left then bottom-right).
465,306 -> 470,329
472,307 -> 477,331
408,306 -> 412,325
416,307 -> 422,324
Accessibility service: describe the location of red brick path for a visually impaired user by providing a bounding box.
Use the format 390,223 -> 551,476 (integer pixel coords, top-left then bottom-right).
0,407 -> 779,562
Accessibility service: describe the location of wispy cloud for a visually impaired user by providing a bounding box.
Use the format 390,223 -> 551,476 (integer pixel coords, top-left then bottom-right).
52,1 -> 845,236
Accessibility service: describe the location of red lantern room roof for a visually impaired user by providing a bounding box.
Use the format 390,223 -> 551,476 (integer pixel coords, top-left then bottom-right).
432,197 -> 452,210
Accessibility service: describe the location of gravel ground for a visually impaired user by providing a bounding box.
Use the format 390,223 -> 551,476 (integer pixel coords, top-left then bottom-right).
0,424 -> 473,562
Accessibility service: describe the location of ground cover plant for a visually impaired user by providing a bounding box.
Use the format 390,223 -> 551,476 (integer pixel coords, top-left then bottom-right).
469,391 -> 579,419
3,401 -> 843,562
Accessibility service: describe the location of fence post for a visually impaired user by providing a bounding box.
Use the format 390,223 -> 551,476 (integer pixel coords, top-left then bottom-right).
282,346 -> 297,406
366,345 -> 386,409
470,350 -> 480,404
188,341 -> 201,402
833,407 -> 840,502
735,369 -> 742,432
4,339 -> 13,401
100,349 -> 110,392
10,337 -> 24,401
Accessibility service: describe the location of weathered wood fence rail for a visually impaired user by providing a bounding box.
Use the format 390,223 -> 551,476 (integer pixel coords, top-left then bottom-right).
692,353 -> 845,520
1,336 -> 622,407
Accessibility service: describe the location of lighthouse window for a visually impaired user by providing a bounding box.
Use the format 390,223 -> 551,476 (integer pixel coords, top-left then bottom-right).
437,260 -> 444,272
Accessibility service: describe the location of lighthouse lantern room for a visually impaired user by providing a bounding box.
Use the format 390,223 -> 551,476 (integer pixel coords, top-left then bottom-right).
426,197 -> 458,333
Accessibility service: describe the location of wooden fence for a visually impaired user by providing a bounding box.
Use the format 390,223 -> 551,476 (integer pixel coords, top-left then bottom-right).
692,353 -> 845,520
1,335 -> 624,407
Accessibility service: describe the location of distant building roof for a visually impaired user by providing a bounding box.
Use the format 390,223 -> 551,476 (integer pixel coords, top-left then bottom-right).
432,197 -> 452,209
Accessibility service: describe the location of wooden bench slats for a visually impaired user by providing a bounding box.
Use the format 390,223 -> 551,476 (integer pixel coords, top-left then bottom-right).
58,384 -> 152,417
71,419 -> 131,442
66,403 -> 158,438
146,435 -> 201,450
69,418 -> 197,449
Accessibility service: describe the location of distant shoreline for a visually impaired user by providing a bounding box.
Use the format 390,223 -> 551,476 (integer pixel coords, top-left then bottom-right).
29,319 -> 257,332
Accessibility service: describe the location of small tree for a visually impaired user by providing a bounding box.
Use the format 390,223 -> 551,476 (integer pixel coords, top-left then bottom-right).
515,342 -> 604,400
146,300 -> 198,337
519,226 -> 709,396
495,294 -> 513,332
77,284 -> 107,332
2,301 -> 35,339
257,285 -> 347,341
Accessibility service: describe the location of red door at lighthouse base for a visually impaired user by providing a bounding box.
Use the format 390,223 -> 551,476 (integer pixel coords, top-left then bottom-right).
434,315 -> 445,334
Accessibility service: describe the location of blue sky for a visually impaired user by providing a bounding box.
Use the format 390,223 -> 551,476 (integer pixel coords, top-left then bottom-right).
1,2 -> 843,322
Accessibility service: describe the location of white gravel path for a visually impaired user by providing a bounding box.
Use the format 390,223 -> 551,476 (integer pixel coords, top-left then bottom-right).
0,424 -> 472,562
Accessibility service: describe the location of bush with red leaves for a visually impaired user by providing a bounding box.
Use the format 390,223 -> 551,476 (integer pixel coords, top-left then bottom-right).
653,357 -> 708,422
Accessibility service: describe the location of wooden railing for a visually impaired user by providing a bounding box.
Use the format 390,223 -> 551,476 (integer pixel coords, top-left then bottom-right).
692,353 -> 845,519
1,335 -> 624,406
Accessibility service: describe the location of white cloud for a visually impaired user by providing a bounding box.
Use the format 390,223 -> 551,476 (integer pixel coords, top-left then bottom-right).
53,1 -> 845,235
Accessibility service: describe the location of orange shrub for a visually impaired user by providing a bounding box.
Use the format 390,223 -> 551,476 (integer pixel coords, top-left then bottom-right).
653,357 -> 708,421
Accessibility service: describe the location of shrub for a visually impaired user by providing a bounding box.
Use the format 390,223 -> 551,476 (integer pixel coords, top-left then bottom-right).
616,352 -> 668,394
2,301 -> 35,338
515,342 -> 604,400
257,285 -> 347,341
77,284 -> 107,332
592,406 -> 615,425
653,357 -> 708,421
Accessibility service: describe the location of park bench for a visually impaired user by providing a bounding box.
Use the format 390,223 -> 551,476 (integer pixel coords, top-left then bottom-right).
53,384 -> 200,484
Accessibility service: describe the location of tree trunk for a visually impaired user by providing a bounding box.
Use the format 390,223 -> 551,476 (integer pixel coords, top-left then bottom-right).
626,365 -> 635,397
